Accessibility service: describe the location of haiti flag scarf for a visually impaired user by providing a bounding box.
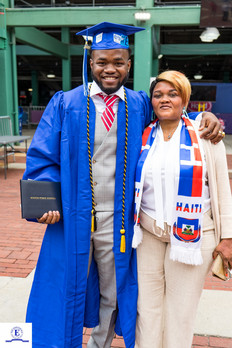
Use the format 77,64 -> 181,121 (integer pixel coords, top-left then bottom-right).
132,115 -> 206,266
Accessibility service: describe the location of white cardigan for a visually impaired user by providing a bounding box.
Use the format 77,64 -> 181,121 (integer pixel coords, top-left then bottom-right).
202,138 -> 232,243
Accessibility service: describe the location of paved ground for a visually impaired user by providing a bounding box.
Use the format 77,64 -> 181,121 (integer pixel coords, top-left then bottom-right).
0,131 -> 232,347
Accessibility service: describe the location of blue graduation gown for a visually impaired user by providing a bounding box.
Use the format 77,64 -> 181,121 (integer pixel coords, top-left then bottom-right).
23,85 -> 151,348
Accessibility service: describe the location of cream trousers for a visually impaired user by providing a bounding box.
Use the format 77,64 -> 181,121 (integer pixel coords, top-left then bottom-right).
135,212 -> 216,348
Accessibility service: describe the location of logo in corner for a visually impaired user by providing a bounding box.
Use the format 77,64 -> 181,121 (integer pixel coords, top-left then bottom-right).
11,327 -> 23,339
5,326 -> 29,343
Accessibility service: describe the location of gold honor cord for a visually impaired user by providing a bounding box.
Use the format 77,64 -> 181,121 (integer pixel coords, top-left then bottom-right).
86,86 -> 128,253
87,84 -> 97,233
120,89 -> 128,253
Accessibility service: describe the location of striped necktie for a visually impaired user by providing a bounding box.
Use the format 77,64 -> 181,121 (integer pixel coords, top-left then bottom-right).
98,93 -> 119,132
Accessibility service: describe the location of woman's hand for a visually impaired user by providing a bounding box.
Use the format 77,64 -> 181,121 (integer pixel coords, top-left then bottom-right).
213,238 -> 232,278
199,112 -> 225,144
37,210 -> 60,224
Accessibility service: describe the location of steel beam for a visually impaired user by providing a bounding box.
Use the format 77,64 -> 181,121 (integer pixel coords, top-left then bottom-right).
136,0 -> 153,6
17,43 -> 232,57
15,27 -> 69,59
16,45 -> 51,55
16,44 -> 132,56
6,6 -> 201,27
161,44 -> 232,56
61,27 -> 71,91
16,44 -> 83,56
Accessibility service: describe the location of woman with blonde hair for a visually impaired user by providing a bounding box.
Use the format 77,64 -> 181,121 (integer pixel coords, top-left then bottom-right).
133,70 -> 232,348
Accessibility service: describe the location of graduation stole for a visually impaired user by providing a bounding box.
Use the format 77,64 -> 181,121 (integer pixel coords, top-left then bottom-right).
133,115 -> 205,266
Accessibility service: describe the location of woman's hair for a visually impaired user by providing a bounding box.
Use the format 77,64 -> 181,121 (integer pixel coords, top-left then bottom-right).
150,70 -> 191,108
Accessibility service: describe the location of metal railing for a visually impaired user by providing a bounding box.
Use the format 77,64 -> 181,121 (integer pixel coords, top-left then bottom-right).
20,106 -> 46,126
154,1 -> 201,5
15,0 -> 136,7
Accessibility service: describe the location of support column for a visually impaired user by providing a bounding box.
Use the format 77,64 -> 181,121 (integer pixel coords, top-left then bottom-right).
11,26 -> 19,134
0,28 -> 18,134
61,27 -> 71,91
0,2 -> 7,49
134,0 -> 153,94
152,26 -> 160,77
134,25 -> 152,94
31,70 -> 39,106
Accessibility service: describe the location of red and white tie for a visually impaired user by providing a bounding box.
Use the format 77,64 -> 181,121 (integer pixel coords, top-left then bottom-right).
98,93 -> 119,132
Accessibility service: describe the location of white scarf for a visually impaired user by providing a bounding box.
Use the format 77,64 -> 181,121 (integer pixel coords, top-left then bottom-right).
132,116 -> 206,266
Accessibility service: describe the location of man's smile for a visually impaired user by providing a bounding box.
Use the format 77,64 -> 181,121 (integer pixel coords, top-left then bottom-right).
102,76 -> 118,80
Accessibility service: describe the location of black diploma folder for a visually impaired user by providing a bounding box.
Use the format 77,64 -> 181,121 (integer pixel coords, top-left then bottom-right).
20,180 -> 62,219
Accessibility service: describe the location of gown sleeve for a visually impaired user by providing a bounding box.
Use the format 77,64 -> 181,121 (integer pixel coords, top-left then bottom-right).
23,91 -> 64,182
138,90 -> 153,128
188,112 -> 200,120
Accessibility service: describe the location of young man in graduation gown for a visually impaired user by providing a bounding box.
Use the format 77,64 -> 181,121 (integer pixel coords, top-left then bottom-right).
23,22 -> 223,348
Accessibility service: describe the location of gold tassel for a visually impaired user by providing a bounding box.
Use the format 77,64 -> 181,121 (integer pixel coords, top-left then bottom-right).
120,229 -> 126,253
91,209 -> 96,232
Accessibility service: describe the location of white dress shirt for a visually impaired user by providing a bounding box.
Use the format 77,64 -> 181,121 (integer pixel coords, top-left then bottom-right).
90,81 -> 124,114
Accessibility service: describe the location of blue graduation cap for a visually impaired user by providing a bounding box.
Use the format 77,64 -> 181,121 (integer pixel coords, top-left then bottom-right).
76,22 -> 145,95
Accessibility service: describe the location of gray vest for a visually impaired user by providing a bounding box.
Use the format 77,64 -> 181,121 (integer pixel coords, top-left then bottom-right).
92,110 -> 117,212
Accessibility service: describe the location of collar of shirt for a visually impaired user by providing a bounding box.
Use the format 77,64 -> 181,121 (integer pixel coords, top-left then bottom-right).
89,81 -> 124,115
90,81 -> 125,100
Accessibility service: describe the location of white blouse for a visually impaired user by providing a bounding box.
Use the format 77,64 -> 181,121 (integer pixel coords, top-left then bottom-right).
140,121 -> 211,230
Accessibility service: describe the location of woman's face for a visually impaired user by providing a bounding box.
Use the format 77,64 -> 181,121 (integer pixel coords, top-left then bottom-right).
151,81 -> 185,122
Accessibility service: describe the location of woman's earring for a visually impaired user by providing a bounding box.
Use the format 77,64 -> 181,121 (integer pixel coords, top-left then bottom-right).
182,106 -> 188,118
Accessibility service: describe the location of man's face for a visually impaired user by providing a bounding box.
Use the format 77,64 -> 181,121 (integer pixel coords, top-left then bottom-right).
90,49 -> 131,95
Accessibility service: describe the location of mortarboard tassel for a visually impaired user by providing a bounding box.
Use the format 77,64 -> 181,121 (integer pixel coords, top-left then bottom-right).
120,229 -> 126,253
83,38 -> 90,97
91,209 -> 97,232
